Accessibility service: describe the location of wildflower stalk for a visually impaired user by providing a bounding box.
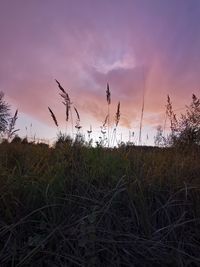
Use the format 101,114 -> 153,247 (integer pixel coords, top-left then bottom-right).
106,83 -> 111,147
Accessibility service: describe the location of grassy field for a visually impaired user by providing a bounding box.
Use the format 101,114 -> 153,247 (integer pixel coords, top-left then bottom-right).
0,139 -> 200,266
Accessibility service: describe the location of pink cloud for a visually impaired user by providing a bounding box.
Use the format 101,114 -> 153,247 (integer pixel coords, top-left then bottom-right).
0,0 -> 200,140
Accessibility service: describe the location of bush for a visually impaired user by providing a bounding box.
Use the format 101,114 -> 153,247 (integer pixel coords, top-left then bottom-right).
0,91 -> 19,140
0,91 -> 10,135
177,94 -> 200,146
166,94 -> 200,147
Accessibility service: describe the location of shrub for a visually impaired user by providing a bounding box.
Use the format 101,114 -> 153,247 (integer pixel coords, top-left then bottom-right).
0,91 -> 19,140
0,91 -> 10,135
166,94 -> 200,147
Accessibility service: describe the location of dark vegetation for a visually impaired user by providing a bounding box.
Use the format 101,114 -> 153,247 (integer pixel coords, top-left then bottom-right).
0,92 -> 19,141
0,87 -> 200,266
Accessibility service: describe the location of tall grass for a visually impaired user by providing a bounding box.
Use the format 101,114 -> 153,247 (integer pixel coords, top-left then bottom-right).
48,81 -> 123,147
1,83 -> 199,266
106,83 -> 111,147
138,82 -> 145,145
0,140 -> 199,266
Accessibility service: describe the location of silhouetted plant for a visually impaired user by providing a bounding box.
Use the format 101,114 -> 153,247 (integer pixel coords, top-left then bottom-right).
154,125 -> 166,147
55,131 -> 73,147
48,107 -> 59,128
165,94 -> 200,147
7,109 -> 19,140
87,125 -> 92,142
111,101 -> 121,146
166,95 -> 178,134
106,83 -> 111,147
0,92 -> 19,140
11,135 -> 22,143
176,94 -> 200,146
0,92 -> 10,135
55,79 -> 73,135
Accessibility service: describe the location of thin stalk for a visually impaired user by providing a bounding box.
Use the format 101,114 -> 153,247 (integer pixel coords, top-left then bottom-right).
163,110 -> 167,136
139,94 -> 144,145
106,83 -> 111,147
112,128 -> 116,146
108,104 -> 110,147
138,69 -> 146,145
70,107 -> 74,139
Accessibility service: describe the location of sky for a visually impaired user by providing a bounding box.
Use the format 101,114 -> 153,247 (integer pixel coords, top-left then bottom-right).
0,0 -> 200,145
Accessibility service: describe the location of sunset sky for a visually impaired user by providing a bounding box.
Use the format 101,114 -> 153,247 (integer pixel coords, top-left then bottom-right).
1,0 -> 200,145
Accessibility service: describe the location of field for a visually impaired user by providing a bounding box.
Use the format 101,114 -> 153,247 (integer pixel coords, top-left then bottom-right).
0,140 -> 200,266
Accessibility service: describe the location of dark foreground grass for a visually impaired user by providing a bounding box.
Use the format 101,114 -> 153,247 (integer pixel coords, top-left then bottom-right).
0,141 -> 200,266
